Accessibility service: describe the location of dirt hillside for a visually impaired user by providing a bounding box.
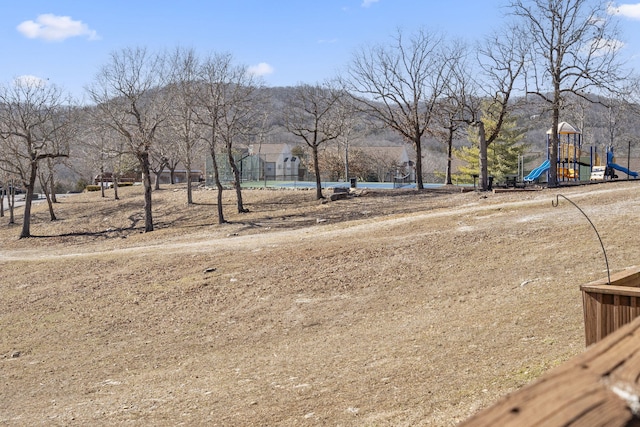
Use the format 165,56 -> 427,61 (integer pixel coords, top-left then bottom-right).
2,181 -> 640,426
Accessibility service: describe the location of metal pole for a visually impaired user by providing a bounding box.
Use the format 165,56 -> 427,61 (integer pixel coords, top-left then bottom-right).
628,140 -> 632,181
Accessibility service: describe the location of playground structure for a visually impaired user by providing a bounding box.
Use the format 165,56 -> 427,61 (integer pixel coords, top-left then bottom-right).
605,147 -> 639,179
523,121 -> 638,184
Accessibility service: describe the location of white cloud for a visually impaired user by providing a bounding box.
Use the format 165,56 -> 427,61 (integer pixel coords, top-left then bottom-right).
14,75 -> 48,88
583,37 -> 625,57
17,14 -> 99,42
361,0 -> 380,8
248,62 -> 274,77
607,3 -> 640,19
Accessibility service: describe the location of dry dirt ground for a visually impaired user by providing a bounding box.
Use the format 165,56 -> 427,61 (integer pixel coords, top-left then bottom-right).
2,181 -> 640,426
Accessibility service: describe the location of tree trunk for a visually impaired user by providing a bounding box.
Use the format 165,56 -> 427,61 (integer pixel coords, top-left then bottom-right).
227,147 -> 247,213
49,168 -> 58,203
312,144 -> 324,199
113,175 -> 119,200
209,147 -> 226,224
154,169 -> 163,191
100,169 -> 105,198
39,171 -> 57,221
445,129 -> 454,185
185,154 -> 193,205
20,161 -> 39,238
140,152 -> 154,232
344,140 -> 350,181
8,184 -> 15,224
0,187 -> 4,217
414,135 -> 424,190
216,182 -> 224,223
478,121 -> 489,191
44,189 -> 56,221
549,95 -> 560,188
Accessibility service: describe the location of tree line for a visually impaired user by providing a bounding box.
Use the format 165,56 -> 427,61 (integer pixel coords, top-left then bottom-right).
1,0 -> 636,239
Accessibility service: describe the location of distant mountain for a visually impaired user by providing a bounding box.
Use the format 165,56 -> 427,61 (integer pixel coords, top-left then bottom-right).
50,86 -> 640,190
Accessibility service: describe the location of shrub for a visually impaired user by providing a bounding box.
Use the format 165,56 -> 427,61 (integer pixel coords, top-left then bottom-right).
75,179 -> 89,193
85,185 -> 102,192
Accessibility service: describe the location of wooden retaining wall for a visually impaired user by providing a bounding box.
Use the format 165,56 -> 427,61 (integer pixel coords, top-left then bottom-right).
581,267 -> 640,346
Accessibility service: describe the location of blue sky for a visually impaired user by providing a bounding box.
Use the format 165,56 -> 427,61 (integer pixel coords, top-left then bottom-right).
2,1 -> 640,101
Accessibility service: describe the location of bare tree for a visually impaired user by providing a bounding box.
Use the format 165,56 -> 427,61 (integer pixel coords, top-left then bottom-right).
82,109 -> 140,201
150,148 -> 168,191
197,52 -> 233,224
336,97 -> 360,181
167,47 -> 204,204
87,46 -> 170,232
0,178 -> 4,218
510,0 -> 628,187
153,127 -> 184,187
102,137 -> 139,201
284,83 -> 343,199
363,148 -> 404,182
0,79 -> 75,238
38,157 -> 58,220
0,175 -> 18,224
0,171 -> 15,219
197,53 -> 264,217
432,95 -> 465,186
317,145 -> 347,181
217,65 -> 263,213
343,29 -> 452,189
77,112 -> 107,197
452,27 -> 527,190
601,98 -> 635,152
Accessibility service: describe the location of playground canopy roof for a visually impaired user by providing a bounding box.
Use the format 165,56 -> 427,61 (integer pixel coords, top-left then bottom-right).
546,121 -> 581,135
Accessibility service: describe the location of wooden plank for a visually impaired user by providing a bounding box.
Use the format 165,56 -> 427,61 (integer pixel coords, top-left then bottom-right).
582,267 -> 640,288
583,292 -> 598,346
614,295 -> 622,332
562,397 -> 635,426
458,373 -> 600,427
460,317 -> 640,426
596,292 -> 605,344
581,285 -> 640,298
540,388 -> 629,426
621,295 -> 631,326
581,331 -> 640,376
633,297 -> 640,319
609,345 -> 640,385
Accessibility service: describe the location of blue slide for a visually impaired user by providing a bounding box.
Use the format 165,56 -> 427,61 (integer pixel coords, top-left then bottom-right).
607,150 -> 638,178
609,162 -> 638,178
524,159 -> 551,182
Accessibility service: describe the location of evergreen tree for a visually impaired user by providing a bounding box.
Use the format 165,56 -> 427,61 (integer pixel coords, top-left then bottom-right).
455,103 -> 527,184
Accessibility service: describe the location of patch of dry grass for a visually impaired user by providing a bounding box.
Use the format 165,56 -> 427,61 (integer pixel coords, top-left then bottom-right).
2,182 -> 640,425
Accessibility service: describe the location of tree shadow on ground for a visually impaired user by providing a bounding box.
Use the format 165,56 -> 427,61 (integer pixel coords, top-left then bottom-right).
28,226 -> 142,239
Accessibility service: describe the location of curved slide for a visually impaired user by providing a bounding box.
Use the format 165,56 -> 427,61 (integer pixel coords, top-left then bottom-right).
609,162 -> 638,178
607,150 -> 638,178
524,159 -> 551,182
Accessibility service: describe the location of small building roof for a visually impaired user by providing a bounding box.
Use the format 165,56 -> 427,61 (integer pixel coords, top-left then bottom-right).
546,122 -> 581,135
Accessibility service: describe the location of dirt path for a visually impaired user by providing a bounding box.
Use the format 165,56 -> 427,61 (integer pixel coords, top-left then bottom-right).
2,183 -> 624,261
